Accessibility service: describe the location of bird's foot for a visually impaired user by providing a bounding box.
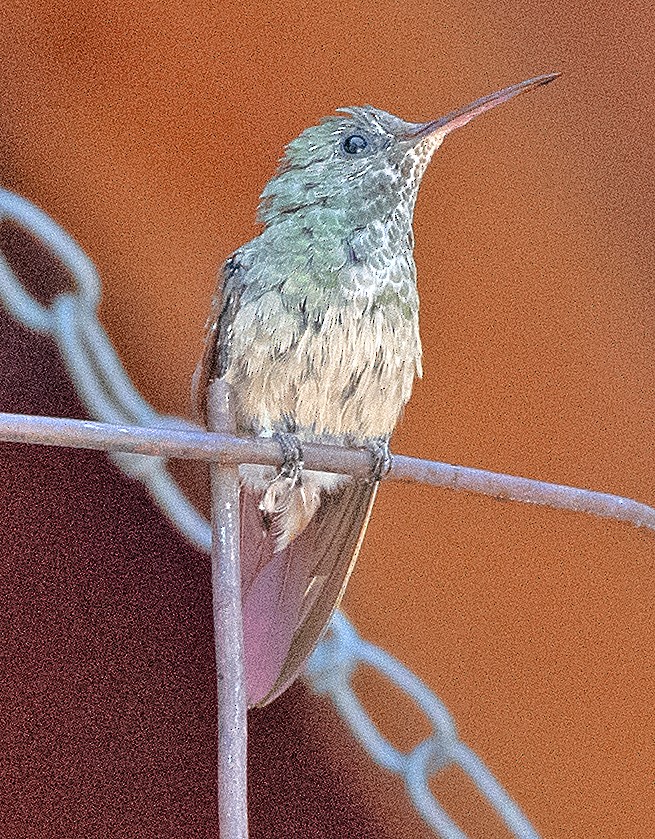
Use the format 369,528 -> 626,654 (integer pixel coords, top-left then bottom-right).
366,437 -> 393,483
272,431 -> 304,486
260,432 -> 310,551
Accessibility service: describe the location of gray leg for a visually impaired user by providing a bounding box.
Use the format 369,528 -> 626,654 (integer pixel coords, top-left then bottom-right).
273,431 -> 304,483
367,437 -> 393,483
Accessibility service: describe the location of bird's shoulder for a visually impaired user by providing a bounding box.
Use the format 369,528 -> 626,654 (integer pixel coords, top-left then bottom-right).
192,250 -> 246,422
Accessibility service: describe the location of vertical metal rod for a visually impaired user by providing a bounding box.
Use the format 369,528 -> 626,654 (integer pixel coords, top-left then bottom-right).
206,379 -> 249,838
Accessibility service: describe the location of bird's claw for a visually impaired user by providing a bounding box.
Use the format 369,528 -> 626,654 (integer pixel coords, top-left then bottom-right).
273,431 -> 304,485
367,438 -> 393,483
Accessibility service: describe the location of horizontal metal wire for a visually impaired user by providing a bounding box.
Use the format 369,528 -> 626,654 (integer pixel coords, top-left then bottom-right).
0,410 -> 653,533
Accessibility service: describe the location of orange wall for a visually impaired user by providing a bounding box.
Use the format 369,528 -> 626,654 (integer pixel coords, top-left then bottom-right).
1,2 -> 653,836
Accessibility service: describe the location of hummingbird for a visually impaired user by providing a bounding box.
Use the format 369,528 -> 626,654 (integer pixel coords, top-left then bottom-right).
194,73 -> 558,707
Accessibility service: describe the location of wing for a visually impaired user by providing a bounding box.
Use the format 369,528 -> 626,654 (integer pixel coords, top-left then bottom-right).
241,478 -> 377,707
191,253 -> 242,424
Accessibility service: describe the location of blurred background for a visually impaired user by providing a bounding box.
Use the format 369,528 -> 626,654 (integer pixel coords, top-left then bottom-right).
0,1 -> 653,836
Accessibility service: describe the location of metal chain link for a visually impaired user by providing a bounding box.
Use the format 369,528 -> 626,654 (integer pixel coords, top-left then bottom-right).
0,187 -> 542,838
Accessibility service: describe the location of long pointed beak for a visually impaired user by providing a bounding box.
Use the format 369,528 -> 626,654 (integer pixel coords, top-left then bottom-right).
401,73 -> 560,143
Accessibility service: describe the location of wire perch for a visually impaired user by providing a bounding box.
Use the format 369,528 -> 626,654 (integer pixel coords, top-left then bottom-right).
0,410 -> 652,534
206,380 -> 249,839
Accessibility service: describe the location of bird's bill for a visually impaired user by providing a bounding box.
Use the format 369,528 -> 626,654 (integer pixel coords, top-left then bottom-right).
402,73 -> 560,143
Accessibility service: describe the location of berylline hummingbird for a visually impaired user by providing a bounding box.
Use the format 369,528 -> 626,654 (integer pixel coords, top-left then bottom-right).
194,73 -> 559,707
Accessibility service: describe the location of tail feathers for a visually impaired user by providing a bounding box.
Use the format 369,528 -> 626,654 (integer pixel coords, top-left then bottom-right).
240,480 -> 377,707
258,475 -> 322,552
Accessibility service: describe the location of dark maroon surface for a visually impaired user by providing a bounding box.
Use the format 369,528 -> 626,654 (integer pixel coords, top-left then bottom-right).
0,232 -> 431,837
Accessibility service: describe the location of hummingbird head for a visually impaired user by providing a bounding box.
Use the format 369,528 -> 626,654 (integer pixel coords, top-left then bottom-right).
257,73 -> 559,232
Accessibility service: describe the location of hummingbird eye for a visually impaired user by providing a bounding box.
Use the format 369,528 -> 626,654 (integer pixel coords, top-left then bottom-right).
341,134 -> 369,155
